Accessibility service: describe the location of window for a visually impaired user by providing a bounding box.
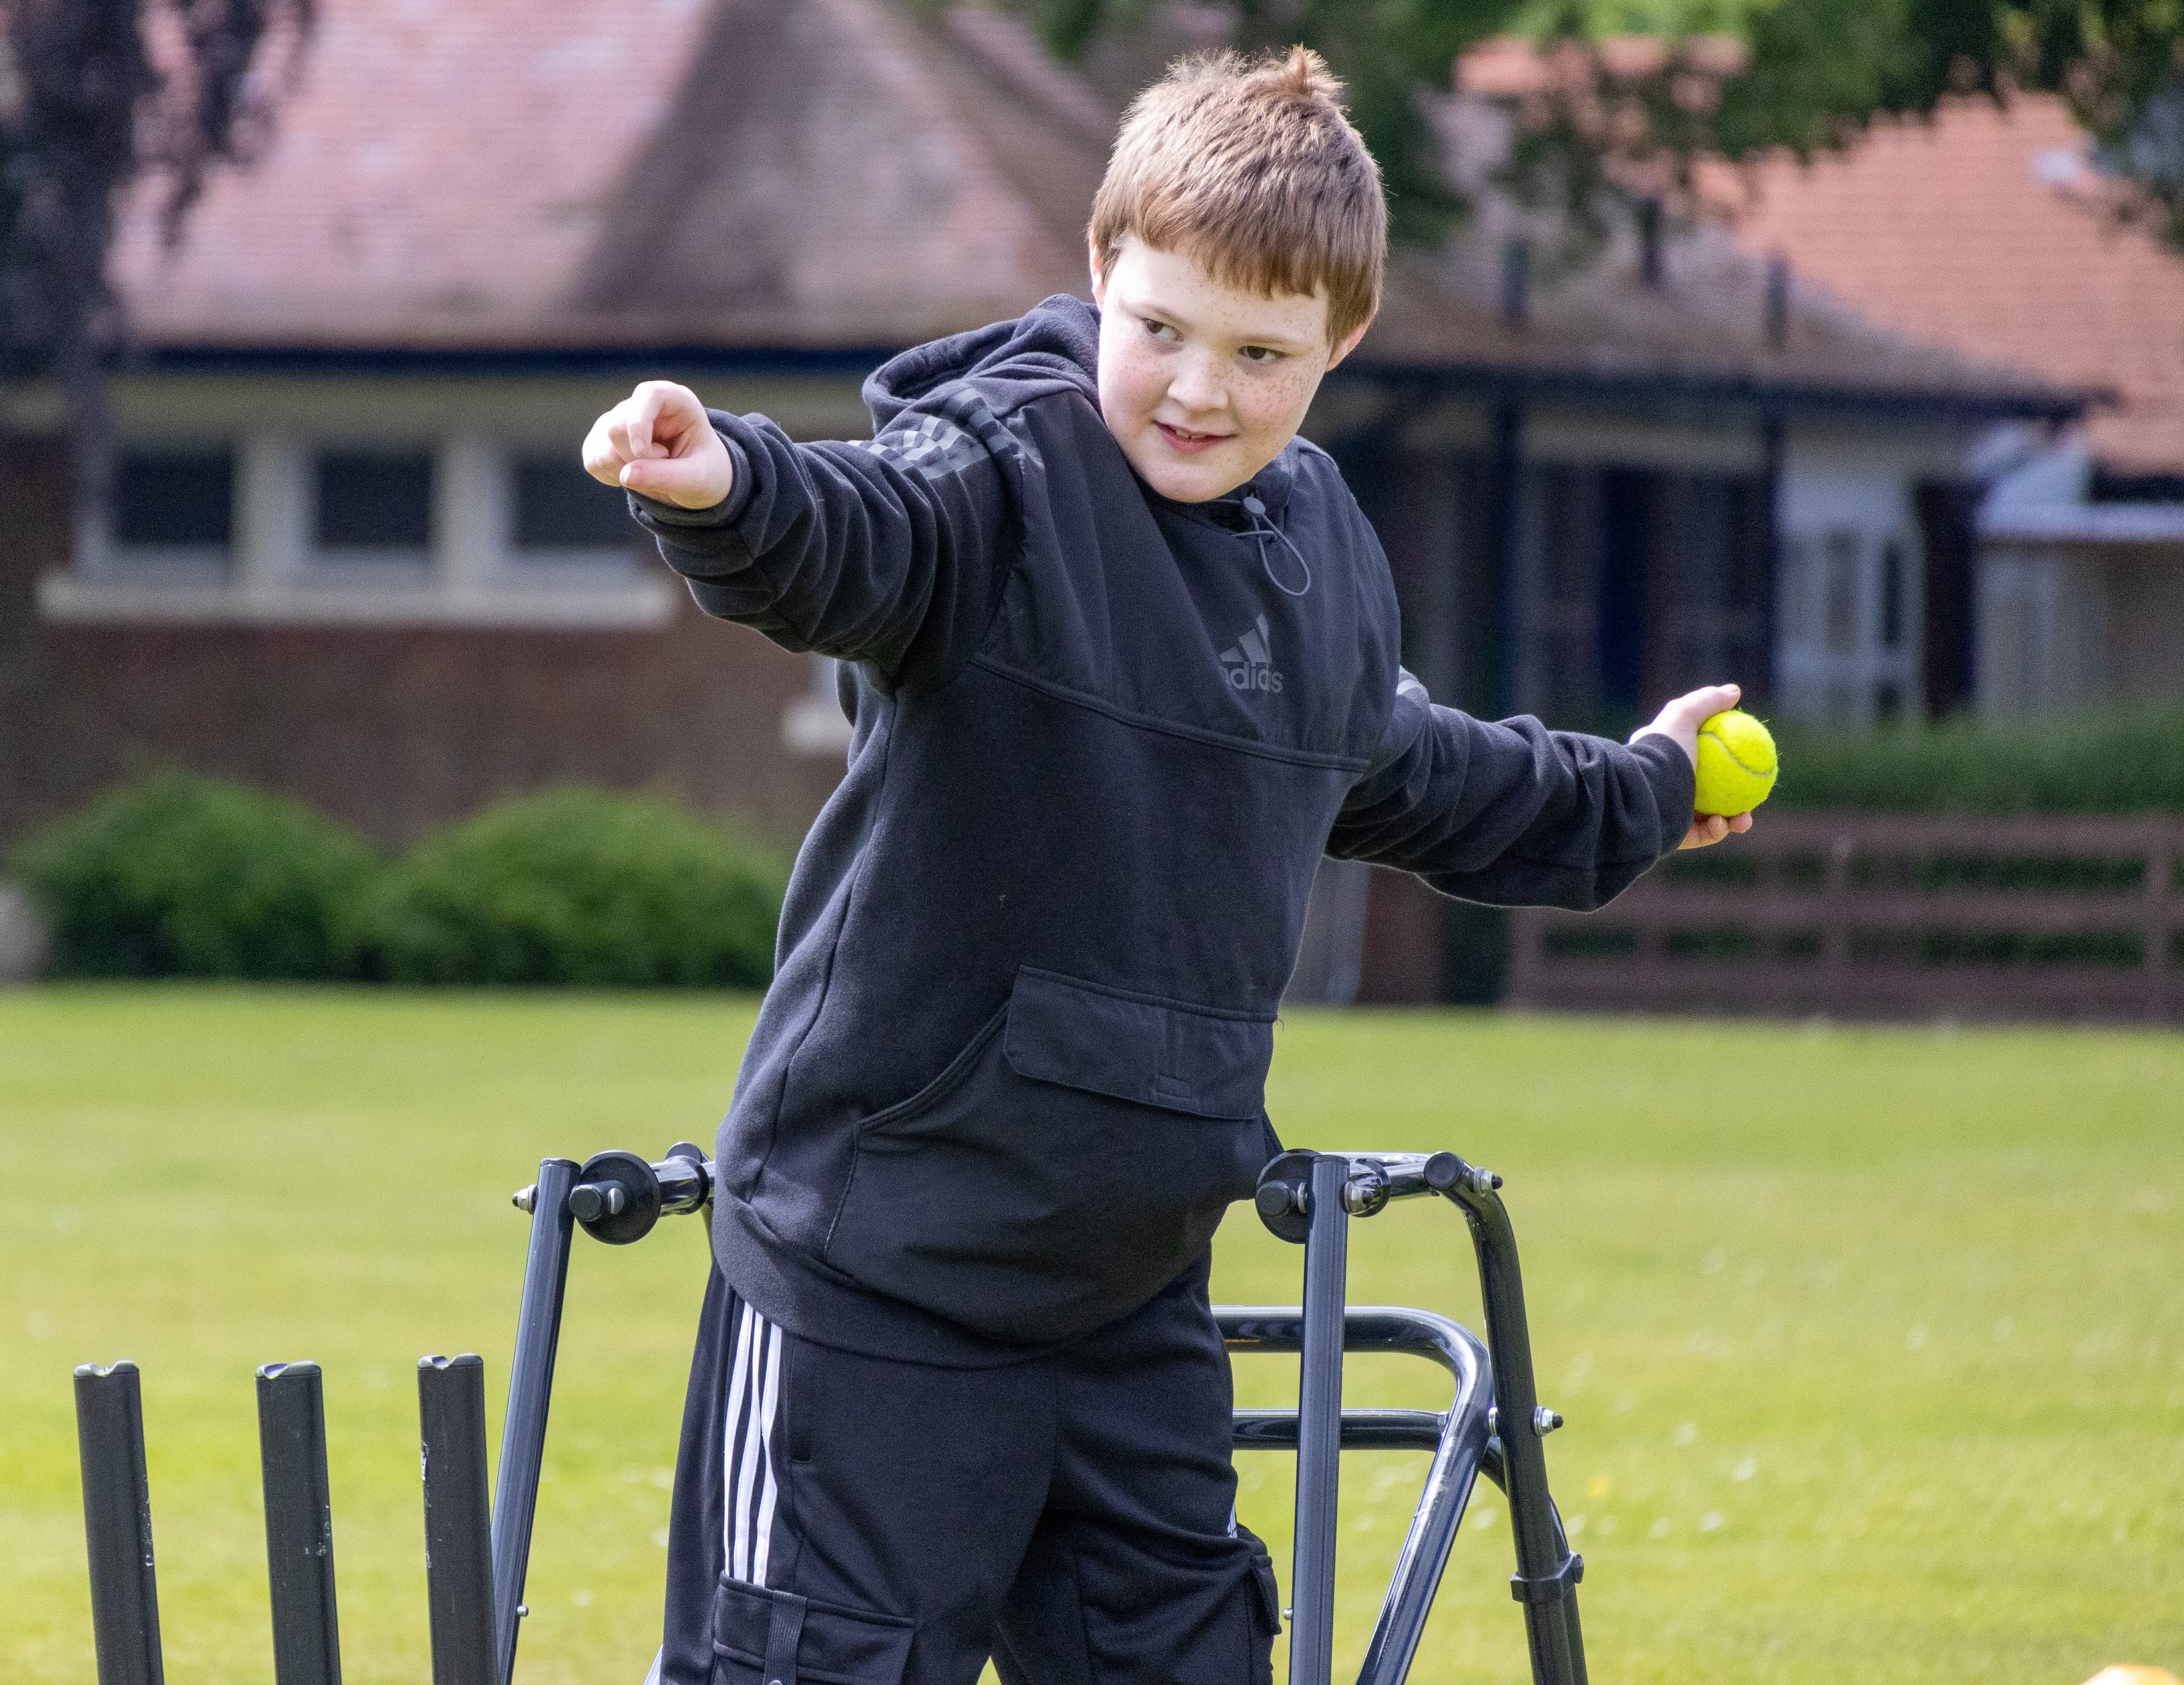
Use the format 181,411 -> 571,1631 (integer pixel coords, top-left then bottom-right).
1662,474 -> 1767,697
1822,531 -> 1861,653
1513,466 -> 1768,724
1776,526 -> 1922,726
44,427 -> 675,630
1777,537 -> 1813,647
1513,463 -> 1603,721
316,452 -> 433,552
1879,539 -> 1906,648
511,454 -> 639,554
114,449 -> 235,550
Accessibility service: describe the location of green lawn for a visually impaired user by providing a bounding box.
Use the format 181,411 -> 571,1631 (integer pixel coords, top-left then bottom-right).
2,989 -> 2179,1685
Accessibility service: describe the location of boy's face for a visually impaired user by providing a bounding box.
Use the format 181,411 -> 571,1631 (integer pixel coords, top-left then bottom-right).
1089,238 -> 1370,504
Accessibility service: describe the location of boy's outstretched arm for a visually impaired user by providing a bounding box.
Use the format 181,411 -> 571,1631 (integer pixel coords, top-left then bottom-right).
1326,676 -> 1744,912
582,380 -> 1016,686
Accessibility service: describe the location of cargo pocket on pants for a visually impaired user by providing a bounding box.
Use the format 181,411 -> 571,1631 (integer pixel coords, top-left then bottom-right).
710,1576 -> 913,1685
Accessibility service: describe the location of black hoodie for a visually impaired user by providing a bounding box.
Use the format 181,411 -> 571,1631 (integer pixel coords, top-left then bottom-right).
635,295 -> 1693,1365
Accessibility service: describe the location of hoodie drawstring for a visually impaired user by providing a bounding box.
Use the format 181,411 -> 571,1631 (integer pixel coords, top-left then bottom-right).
1239,494 -> 1312,597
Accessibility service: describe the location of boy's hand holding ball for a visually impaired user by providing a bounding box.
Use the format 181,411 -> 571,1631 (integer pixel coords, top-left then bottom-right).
582,380 -> 737,511
1693,706 -> 1778,817
1631,683 -> 1777,850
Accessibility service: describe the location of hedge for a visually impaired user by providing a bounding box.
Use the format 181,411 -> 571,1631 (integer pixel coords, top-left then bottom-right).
15,776 -> 787,987
357,788 -> 785,987
15,771 -> 379,979
1770,710 -> 2184,814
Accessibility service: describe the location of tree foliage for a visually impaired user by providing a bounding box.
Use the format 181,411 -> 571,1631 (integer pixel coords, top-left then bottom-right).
1026,0 -> 1515,243
1017,0 -> 2184,249
0,0 -> 313,491
1721,0 -> 2184,234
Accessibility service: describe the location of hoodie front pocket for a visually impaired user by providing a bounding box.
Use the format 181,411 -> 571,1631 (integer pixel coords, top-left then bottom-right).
823,967 -> 1275,1344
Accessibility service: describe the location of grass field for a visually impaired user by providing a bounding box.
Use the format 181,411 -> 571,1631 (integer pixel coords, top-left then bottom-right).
2,988 -> 2180,1685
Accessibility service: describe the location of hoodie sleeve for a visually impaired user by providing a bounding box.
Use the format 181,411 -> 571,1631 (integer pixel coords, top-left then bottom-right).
628,385 -> 1018,688
1327,670 -> 1697,910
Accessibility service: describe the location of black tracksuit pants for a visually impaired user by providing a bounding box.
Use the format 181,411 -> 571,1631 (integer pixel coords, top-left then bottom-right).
657,1258 -> 1280,1685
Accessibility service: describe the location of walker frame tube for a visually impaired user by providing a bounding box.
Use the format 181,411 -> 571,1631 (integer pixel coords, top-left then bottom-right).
1243,1149 -> 1587,1685
1221,1306 -> 1498,1685
1286,1153 -> 1351,1685
490,1157 -> 577,1684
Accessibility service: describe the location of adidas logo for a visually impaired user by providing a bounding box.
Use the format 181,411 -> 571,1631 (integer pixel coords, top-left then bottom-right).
1219,614 -> 1284,694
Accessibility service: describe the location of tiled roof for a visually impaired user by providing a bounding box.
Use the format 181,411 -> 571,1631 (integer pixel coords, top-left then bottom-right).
113,0 -> 1095,351
1726,94 -> 2184,471
115,0 -> 718,349
107,0 -> 2083,421
1355,182 -> 2061,416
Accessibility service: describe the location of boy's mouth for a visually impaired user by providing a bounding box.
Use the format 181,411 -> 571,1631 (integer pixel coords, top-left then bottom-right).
1154,420 -> 1230,454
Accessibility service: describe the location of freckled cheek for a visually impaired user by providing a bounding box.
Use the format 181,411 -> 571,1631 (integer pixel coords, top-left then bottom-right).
1099,343 -> 1168,428
1238,372 -> 1316,448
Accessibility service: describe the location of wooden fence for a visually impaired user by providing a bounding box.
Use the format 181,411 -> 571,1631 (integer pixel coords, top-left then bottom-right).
1507,812 -> 2183,1023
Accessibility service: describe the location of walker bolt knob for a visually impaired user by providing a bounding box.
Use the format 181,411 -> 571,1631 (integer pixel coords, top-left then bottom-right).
1467,1166 -> 1503,1195
1250,1149 -> 1321,1243
511,1185 -> 537,1214
568,1183 -> 627,1224
1533,1406 -> 1563,1435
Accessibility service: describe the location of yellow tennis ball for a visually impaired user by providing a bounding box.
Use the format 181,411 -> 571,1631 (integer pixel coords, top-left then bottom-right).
1693,709 -> 1777,816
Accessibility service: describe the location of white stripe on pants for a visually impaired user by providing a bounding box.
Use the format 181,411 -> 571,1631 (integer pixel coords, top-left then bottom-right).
721,1301 -> 785,1586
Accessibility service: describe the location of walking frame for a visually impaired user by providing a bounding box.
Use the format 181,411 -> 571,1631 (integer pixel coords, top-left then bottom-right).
72,1141 -> 1586,1685
499,1141 -> 1588,1685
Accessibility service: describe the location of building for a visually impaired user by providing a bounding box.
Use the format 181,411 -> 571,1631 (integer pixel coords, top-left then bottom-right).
0,1 -> 2085,1000
1728,94 -> 2184,717
5,0 -> 1108,855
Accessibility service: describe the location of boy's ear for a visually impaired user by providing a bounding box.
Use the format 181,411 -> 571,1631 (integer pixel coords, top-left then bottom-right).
1087,237 -> 1107,306
1325,309 -> 1377,371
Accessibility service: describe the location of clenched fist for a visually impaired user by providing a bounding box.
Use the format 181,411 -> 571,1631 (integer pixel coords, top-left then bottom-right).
581,380 -> 736,510
1631,682 -> 1756,851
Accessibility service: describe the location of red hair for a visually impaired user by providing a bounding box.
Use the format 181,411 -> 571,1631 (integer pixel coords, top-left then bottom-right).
1089,48 -> 1387,345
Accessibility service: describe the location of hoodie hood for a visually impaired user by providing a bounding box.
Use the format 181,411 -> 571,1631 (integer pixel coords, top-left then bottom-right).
863,293 -> 1102,432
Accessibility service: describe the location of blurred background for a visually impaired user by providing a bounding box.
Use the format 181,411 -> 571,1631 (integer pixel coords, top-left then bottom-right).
2,0 -> 2182,1011
1,3 -> 2179,1683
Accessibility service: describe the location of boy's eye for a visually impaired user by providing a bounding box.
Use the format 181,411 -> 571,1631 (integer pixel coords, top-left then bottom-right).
1240,346 -> 1284,365
1141,318 -> 1177,341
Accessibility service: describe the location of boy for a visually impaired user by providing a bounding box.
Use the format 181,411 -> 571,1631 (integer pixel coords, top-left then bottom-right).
584,48 -> 1747,1685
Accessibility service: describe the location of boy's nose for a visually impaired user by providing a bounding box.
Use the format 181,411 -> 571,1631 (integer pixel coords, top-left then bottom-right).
1168,355 -> 1226,414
